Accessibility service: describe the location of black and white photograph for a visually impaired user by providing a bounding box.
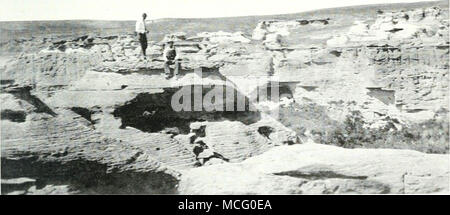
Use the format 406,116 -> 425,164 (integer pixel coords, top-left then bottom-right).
0,0 -> 449,197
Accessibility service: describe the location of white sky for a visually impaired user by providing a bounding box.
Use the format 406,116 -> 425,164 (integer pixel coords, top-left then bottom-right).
0,0 -> 439,21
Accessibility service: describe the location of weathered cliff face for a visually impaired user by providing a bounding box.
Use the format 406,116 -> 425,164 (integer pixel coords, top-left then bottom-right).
250,7 -> 449,131
0,32 -> 294,193
1,5 -> 449,194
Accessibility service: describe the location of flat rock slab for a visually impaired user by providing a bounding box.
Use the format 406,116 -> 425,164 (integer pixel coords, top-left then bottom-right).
178,143 -> 449,194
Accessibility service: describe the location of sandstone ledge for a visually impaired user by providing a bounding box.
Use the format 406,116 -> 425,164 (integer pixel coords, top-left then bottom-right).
179,143 -> 450,194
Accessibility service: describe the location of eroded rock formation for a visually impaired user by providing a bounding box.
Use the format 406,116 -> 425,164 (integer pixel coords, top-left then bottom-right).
1,5 -> 449,194
179,143 -> 450,194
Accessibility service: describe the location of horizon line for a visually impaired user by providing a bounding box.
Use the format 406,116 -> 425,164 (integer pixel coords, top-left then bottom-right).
0,0 -> 444,22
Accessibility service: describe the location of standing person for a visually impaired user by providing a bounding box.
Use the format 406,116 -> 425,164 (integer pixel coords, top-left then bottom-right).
135,13 -> 149,59
163,41 -> 180,79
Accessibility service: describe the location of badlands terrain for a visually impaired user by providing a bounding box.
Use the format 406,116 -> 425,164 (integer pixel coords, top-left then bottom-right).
1,1 -> 449,194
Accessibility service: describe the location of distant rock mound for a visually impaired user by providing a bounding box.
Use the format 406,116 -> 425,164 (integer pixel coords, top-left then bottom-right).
252,19 -> 330,49
328,7 -> 449,46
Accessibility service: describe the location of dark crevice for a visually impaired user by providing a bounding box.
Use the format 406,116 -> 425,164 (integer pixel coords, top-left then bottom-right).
192,140 -> 230,165
1,80 -> 15,85
387,28 -> 404,33
258,126 -> 274,139
5,86 -> 57,117
329,50 -> 342,57
192,125 -> 206,138
274,170 -> 368,180
210,152 -> 229,162
114,85 -> 261,134
70,107 -> 95,124
1,110 -> 26,122
1,157 -> 178,194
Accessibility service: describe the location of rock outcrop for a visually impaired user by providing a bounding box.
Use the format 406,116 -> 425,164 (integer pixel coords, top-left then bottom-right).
1,5 -> 448,194
179,143 -> 450,194
328,7 -> 448,46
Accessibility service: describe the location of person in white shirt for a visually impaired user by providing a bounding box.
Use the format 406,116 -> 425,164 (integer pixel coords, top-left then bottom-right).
135,13 -> 149,59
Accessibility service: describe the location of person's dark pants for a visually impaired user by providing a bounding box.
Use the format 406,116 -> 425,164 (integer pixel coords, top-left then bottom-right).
138,33 -> 147,56
164,60 -> 180,77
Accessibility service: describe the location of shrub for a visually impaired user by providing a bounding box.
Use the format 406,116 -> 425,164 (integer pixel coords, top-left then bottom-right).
323,110 -> 449,153
279,103 -> 449,154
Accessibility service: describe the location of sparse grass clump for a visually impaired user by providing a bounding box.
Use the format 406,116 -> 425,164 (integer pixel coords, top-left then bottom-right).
329,110 -> 449,153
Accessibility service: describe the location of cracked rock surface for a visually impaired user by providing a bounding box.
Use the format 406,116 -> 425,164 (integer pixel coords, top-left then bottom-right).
179,143 -> 449,194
